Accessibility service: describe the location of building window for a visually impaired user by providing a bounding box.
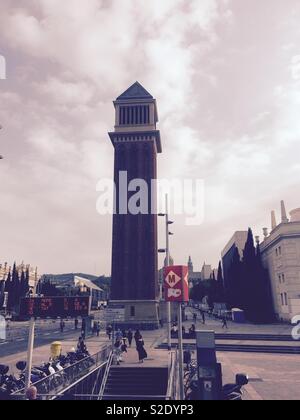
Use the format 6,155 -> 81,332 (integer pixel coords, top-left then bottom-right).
282,274 -> 285,283
284,293 -> 288,306
119,106 -> 150,125
280,294 -> 284,306
130,306 -> 135,317
278,274 -> 281,284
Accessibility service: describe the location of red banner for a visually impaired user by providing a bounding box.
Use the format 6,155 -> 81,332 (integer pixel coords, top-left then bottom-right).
164,265 -> 189,303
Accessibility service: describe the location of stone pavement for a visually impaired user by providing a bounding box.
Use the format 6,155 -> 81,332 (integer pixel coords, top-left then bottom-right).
184,308 -> 294,335
1,313 -> 300,400
0,332 -> 111,374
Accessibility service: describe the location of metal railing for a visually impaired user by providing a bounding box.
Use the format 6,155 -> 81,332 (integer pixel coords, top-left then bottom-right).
97,351 -> 113,400
11,346 -> 111,400
166,348 -> 179,400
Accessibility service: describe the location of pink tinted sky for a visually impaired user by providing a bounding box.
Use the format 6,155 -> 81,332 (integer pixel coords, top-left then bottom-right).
0,0 -> 300,275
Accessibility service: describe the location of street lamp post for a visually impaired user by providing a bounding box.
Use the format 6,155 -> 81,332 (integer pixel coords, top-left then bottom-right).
158,195 -> 174,352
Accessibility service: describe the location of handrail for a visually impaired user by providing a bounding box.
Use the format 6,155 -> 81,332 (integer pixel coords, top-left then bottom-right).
11,345 -> 111,399
97,350 -> 113,401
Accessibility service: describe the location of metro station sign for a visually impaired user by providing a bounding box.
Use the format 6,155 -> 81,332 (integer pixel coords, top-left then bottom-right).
164,266 -> 189,303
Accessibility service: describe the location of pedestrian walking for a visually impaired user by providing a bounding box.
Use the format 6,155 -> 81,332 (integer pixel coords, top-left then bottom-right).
92,321 -> 97,336
193,313 -> 197,323
113,340 -> 123,365
106,324 -> 113,340
81,318 -> 86,340
222,316 -> 228,329
60,319 -> 65,333
116,328 -> 123,341
121,335 -> 128,353
201,311 -> 206,325
134,329 -> 142,346
96,322 -> 101,337
127,329 -> 133,347
75,318 -> 79,330
136,338 -> 147,363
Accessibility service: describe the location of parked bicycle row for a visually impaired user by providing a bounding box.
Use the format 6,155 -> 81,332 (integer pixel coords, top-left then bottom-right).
0,337 -> 94,400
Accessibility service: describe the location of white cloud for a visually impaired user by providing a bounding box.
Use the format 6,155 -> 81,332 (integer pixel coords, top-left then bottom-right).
1,0 -> 300,274
290,55 -> 300,80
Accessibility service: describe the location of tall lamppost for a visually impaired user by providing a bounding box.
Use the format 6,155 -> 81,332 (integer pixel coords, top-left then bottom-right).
158,194 -> 174,352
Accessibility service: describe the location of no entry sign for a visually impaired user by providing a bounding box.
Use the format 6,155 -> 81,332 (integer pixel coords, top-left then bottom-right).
164,266 -> 189,303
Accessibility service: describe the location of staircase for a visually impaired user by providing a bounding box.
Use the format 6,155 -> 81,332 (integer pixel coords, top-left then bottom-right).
102,367 -> 168,400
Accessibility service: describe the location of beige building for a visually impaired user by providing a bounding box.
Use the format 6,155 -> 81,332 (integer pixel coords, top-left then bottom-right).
188,256 -> 217,288
260,201 -> 300,322
0,262 -> 39,288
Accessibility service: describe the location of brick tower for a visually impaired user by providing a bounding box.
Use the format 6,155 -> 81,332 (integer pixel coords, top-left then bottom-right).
108,82 -> 162,329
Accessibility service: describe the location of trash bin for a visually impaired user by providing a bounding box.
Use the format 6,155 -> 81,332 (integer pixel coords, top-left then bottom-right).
50,342 -> 62,359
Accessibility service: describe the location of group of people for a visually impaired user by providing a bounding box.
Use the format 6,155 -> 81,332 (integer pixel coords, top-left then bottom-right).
112,328 -> 148,364
192,311 -> 229,329
92,321 -> 101,337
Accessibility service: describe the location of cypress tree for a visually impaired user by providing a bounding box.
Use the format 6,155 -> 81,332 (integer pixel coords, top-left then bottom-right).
11,263 -> 21,310
20,269 -> 29,298
242,228 -> 275,323
215,261 -> 225,303
5,271 -> 13,311
226,246 -> 243,309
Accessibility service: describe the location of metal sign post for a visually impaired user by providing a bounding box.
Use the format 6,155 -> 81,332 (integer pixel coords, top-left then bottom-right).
164,265 -> 189,401
178,303 -> 184,400
25,317 -> 35,391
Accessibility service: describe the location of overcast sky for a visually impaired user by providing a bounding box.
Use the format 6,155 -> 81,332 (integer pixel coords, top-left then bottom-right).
0,0 -> 300,276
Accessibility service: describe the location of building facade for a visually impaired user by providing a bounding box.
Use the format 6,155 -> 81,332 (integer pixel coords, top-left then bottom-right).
260,202 -> 300,322
221,231 -> 248,290
187,256 -> 217,288
108,82 -> 162,329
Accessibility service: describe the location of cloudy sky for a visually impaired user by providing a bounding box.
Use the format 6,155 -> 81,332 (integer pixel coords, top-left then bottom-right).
0,0 -> 300,276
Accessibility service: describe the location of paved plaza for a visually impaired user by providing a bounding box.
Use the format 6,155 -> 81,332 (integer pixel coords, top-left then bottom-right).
1,311 -> 300,400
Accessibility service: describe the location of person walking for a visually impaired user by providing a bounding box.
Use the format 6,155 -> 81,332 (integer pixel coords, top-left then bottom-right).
75,318 -> 79,331
136,337 -> 147,363
193,312 -> 197,323
106,324 -> 113,340
116,329 -> 123,342
127,329 -> 133,347
81,319 -> 86,340
201,311 -> 206,325
134,329 -> 142,346
92,321 -> 97,336
96,322 -> 101,337
121,335 -> 128,353
222,316 -> 228,329
60,319 -> 65,333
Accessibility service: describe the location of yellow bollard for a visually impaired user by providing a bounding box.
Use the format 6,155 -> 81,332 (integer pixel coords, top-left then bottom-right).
50,342 -> 62,359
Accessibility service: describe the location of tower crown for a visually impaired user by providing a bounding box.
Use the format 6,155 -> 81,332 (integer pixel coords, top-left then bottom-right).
110,82 -> 162,153
114,82 -> 158,131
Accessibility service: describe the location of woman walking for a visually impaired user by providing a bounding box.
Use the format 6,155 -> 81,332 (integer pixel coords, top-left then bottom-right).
127,329 -> 133,347
134,329 -> 142,346
136,338 -> 148,363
